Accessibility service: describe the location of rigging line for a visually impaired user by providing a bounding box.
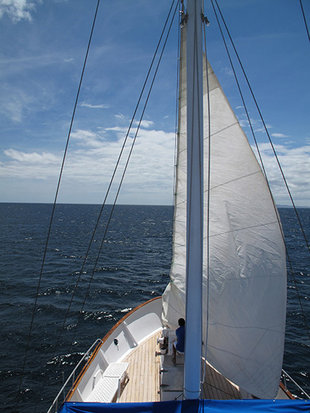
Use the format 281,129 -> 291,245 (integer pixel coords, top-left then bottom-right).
299,0 -> 310,43
18,0 -> 101,396
75,5 -> 179,355
202,9 -> 211,382
213,0 -> 310,345
210,0 -> 267,179
210,0 -> 291,268
50,0 -> 177,357
210,0 -> 287,255
213,0 -> 310,254
65,0 -> 179,357
210,1 -> 287,257
80,0 -> 179,314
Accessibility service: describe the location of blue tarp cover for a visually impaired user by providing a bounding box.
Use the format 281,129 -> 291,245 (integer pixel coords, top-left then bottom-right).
59,400 -> 310,413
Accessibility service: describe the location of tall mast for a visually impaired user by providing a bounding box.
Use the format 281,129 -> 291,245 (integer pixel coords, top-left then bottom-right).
184,0 -> 204,400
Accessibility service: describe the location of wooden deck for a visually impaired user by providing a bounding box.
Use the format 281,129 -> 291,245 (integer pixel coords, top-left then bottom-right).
118,330 -> 241,402
119,331 -> 161,402
201,361 -> 241,399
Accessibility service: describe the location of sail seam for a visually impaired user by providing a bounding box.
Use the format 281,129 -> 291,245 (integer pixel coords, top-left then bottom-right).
203,121 -> 239,138
206,219 -> 280,239
176,118 -> 242,154
204,170 -> 260,192
212,0 -> 310,254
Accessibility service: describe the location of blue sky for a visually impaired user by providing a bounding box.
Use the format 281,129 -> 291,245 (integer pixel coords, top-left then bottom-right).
0,0 -> 309,206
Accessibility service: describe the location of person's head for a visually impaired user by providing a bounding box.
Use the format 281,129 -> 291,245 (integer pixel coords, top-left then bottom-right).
178,318 -> 185,326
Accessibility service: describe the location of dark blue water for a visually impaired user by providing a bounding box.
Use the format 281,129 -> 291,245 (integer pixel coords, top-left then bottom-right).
0,203 -> 309,411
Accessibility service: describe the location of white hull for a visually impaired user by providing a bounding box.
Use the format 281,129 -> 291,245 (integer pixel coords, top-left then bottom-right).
62,297 -> 292,406
68,297 -> 162,404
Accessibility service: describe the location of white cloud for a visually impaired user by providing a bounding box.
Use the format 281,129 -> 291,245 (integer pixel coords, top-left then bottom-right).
114,113 -> 126,120
0,0 -> 40,22
4,148 -> 59,164
103,126 -> 134,141
1,149 -> 60,182
134,120 -> 154,128
271,133 -> 289,138
0,86 -> 33,122
0,125 -> 176,204
105,126 -> 126,132
80,102 -> 110,110
238,115 -> 273,134
253,143 -> 310,207
222,66 -> 233,77
0,53 -> 69,123
254,123 -> 272,133
70,129 -> 105,148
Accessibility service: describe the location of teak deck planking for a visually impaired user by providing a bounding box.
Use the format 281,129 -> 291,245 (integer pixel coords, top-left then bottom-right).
118,330 -> 241,402
119,331 -> 161,402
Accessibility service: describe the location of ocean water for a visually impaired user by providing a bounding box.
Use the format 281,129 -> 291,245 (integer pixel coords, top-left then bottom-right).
0,203 -> 309,412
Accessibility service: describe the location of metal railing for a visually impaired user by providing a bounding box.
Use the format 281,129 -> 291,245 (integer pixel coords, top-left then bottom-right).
281,369 -> 310,399
47,338 -> 103,413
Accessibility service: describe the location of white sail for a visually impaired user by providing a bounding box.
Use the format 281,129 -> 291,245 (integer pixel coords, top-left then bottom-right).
162,27 -> 287,399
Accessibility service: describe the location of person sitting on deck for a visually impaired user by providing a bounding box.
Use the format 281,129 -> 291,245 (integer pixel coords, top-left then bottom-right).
172,318 -> 185,365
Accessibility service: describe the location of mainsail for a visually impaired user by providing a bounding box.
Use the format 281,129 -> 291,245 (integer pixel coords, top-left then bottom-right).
162,26 -> 287,399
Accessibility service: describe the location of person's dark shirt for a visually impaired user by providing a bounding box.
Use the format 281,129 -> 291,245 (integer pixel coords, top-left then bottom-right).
176,325 -> 185,352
